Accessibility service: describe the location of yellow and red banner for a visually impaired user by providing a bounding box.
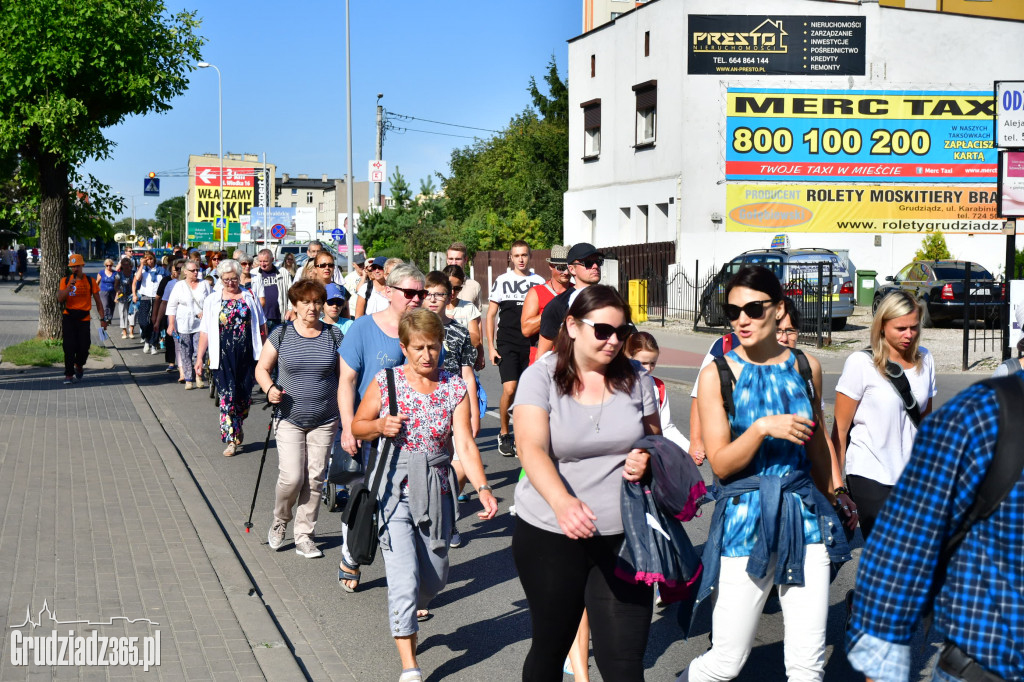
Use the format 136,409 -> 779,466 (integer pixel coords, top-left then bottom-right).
726,184 -> 1001,233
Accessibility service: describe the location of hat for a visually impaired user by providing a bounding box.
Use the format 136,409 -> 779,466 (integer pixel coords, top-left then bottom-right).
68,254 -> 84,267
369,256 -> 387,268
352,252 -> 366,265
566,243 -> 604,264
325,283 -> 348,303
546,245 -> 569,264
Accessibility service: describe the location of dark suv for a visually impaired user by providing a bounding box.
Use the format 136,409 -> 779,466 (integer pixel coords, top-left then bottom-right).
873,260 -> 1002,327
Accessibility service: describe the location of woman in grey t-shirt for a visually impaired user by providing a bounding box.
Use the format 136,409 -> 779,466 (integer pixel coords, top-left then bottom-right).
511,285 -> 660,682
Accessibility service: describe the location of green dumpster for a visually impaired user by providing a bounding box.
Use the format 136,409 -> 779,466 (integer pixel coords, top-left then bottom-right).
856,270 -> 878,307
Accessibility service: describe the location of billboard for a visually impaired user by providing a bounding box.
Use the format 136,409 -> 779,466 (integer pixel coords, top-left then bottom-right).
726,184 -> 1000,233
688,15 -> 866,76
193,167 -> 269,222
999,150 -> 1024,217
995,81 -> 1024,148
726,89 -> 997,182
248,207 -> 295,242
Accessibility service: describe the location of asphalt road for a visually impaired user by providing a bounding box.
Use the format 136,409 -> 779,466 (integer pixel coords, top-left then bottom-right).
88,259 -> 956,681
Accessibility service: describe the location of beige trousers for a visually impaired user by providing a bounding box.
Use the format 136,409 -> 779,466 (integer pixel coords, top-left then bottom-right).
273,418 -> 338,542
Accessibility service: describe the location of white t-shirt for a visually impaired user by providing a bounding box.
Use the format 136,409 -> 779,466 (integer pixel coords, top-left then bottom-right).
489,270 -> 545,347
365,289 -> 390,315
836,348 -> 937,486
447,299 -> 481,329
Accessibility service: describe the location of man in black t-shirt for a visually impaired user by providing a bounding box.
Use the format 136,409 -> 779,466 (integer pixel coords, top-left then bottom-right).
486,240 -> 544,456
536,242 -> 605,358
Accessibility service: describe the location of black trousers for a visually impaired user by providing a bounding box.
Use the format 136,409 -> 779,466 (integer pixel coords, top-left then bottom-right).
512,518 -> 653,682
847,474 -> 893,540
137,297 -> 158,346
62,312 -> 91,376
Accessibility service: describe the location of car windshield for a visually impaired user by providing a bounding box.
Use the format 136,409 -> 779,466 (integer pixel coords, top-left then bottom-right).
932,263 -> 993,280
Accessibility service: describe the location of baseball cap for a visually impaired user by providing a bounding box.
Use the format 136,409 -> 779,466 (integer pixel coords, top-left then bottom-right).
325,283 -> 348,303
546,245 -> 569,264
566,243 -> 604,264
369,256 -> 387,268
68,254 -> 85,267
352,252 -> 366,265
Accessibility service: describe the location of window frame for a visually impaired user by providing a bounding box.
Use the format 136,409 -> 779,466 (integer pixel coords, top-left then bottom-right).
632,80 -> 657,148
581,98 -> 601,161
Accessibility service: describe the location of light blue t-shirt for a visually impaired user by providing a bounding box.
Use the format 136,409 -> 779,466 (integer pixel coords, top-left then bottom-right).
322,316 -> 354,336
339,314 -> 403,398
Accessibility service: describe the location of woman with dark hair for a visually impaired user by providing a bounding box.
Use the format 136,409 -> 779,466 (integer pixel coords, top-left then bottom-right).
512,284 -> 661,682
681,266 -> 849,682
115,257 -> 137,339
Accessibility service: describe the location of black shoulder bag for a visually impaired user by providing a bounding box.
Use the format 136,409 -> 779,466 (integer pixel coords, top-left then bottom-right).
862,349 -> 921,427
341,368 -> 398,566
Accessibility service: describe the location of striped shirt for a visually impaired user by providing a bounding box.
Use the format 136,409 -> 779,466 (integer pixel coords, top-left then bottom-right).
270,323 -> 343,428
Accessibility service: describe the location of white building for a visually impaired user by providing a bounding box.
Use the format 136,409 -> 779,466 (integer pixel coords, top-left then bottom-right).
564,0 -> 1024,280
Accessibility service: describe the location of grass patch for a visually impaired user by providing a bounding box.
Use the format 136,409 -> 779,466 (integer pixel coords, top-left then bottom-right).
1,338 -> 108,366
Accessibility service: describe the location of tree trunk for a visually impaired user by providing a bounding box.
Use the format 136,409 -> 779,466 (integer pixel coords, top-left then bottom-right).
35,145 -> 69,339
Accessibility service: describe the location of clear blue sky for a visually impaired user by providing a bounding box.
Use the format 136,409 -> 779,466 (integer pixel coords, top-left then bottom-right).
83,0 -> 579,222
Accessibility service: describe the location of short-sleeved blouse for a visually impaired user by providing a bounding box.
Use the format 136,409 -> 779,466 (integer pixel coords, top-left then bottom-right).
376,366 -> 467,459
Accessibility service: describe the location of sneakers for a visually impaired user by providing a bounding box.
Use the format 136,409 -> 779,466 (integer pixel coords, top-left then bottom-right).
295,538 -> 323,558
149,345 -> 159,355
143,342 -> 151,353
74,365 -> 83,381
63,375 -> 73,385
196,377 -> 205,389
267,520 -> 286,550
450,531 -> 463,548
184,382 -> 195,390
509,504 -> 517,517
497,433 -> 515,457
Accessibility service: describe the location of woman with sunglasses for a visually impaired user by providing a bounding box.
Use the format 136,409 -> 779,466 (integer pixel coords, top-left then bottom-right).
513,285 -> 661,682
167,259 -> 212,389
831,290 -> 935,540
96,259 -> 118,325
195,259 -> 267,456
114,257 -> 137,339
682,266 -> 850,682
441,264 -> 484,371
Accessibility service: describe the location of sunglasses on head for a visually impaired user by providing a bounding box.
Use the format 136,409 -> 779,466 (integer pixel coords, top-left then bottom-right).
579,318 -> 633,341
573,257 -> 604,270
391,285 -> 428,301
722,299 -> 775,322
315,262 -> 335,269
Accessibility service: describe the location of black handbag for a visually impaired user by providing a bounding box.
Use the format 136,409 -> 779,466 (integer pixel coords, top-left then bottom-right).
341,368 -> 398,566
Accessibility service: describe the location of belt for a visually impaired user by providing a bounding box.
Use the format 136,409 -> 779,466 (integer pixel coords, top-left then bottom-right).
939,642 -> 1005,682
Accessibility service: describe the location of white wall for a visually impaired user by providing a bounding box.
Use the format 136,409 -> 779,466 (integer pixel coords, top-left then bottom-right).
565,0 -> 1024,280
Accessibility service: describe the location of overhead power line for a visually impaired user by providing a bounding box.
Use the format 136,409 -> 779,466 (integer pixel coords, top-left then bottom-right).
391,126 -> 479,140
386,110 -> 501,134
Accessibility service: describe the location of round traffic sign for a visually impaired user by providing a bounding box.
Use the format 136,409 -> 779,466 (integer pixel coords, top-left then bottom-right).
331,228 -> 345,242
270,223 -> 287,240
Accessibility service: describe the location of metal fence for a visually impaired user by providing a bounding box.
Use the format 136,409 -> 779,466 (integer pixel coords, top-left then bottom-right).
633,260 -> 835,348
961,266 -> 1015,370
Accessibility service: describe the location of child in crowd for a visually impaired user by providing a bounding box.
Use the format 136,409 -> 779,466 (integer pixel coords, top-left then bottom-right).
625,332 -> 691,454
321,283 -> 354,335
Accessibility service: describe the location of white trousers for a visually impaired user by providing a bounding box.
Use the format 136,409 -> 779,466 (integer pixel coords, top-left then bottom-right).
682,543 -> 831,682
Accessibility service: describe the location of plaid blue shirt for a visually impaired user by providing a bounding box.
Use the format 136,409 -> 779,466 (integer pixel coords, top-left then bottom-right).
846,379 -> 1024,682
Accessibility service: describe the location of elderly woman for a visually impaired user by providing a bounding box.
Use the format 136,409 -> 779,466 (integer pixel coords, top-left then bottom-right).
256,279 -> 344,559
195,259 -> 267,456
96,259 -> 118,325
352,308 -> 497,682
115,257 -> 137,339
168,259 -> 212,389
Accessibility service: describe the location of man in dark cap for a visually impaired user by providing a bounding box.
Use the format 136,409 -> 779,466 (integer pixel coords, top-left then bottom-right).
535,242 -> 605,357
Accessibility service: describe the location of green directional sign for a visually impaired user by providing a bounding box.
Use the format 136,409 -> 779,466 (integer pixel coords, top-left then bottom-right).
188,221 -> 241,242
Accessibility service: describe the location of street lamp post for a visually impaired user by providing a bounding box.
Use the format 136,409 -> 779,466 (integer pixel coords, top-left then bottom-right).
197,61 -> 224,250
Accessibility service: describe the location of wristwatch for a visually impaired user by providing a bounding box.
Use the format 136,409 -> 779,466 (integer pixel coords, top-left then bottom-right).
477,484 -> 493,493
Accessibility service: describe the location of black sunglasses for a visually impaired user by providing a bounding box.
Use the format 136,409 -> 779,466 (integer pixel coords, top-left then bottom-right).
580,318 -> 633,341
552,264 -> 569,272
315,262 -> 335,269
573,257 -> 604,270
451,285 -> 464,293
368,265 -> 383,272
722,299 -> 775,321
391,285 -> 428,301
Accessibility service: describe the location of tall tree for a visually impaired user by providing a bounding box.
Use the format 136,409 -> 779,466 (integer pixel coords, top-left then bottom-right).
418,176 -> 437,198
155,195 -> 187,243
0,1 -> 204,337
528,56 -> 569,125
389,167 -> 412,207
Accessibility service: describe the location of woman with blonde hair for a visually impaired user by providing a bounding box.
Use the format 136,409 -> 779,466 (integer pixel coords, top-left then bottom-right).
831,290 -> 936,538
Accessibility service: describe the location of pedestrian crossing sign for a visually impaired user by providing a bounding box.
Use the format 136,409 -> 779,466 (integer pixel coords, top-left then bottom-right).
143,177 -> 160,196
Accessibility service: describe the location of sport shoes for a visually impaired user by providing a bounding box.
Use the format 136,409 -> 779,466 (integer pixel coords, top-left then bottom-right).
63,375 -> 73,385
149,346 -> 159,355
143,342 -> 152,354
295,538 -> 323,558
450,531 -> 463,548
509,504 -> 517,517
497,433 -> 515,457
74,365 -> 83,381
267,520 -> 286,550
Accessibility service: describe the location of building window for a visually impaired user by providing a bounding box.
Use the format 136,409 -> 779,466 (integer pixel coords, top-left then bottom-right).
644,31 -> 650,57
583,210 -> 597,243
291,201 -> 297,208
306,191 -> 314,204
581,99 -> 601,159
317,221 -> 325,230
291,188 -> 297,195
633,80 -> 657,147
591,54 -> 595,78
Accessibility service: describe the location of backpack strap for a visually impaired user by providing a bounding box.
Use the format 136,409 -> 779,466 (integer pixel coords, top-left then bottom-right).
922,374 -> 1024,630
364,280 -> 374,300
790,348 -> 817,407
862,348 -> 921,427
714,356 -> 737,418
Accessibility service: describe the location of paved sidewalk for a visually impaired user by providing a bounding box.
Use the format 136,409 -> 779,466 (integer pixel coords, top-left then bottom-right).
0,283 -> 303,680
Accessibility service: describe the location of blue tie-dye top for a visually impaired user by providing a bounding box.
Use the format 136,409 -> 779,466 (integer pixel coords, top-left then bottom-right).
721,349 -> 822,556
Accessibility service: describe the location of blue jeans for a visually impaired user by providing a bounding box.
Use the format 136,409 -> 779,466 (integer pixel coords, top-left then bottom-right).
933,666 -> 964,682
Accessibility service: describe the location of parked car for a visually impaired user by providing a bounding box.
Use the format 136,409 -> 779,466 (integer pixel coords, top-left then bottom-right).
872,260 -> 1002,327
700,247 -> 855,330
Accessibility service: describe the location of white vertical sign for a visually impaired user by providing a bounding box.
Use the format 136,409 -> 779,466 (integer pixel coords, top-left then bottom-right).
369,160 -> 387,184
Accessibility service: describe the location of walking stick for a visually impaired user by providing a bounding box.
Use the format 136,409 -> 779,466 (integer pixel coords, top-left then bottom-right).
244,396 -> 279,533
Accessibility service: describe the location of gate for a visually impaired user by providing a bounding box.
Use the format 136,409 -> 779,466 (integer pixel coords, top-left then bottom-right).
961,264 -> 1011,371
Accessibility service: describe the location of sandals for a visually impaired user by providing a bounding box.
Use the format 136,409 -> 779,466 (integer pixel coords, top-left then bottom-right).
339,560 -> 361,593
416,610 -> 432,622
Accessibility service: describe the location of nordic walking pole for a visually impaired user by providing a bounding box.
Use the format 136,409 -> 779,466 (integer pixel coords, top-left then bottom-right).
245,393 -> 281,532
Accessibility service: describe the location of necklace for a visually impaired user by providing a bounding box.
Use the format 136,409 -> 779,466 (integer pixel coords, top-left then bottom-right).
580,382 -> 607,434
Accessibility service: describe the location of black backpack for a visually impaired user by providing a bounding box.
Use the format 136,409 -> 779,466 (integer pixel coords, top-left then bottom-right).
340,368 -> 398,566
714,347 -> 816,419
922,373 -> 1024,628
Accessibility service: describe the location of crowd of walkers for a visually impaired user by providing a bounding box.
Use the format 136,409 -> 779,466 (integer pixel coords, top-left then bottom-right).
60,241 -> 1022,682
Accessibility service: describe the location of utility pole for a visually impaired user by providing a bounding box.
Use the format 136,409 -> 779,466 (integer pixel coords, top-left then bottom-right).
375,93 -> 384,209
343,0 -> 355,274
